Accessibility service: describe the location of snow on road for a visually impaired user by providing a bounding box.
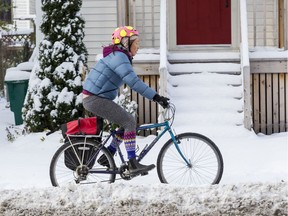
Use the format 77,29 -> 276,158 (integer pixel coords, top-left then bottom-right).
0,182 -> 287,216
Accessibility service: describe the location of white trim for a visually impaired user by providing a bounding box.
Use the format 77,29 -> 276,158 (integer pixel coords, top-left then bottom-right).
159,0 -> 169,118
240,0 -> 252,130
35,0 -> 43,47
168,0 -> 239,51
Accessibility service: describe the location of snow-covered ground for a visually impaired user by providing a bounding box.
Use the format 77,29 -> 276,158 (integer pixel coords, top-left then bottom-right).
0,71 -> 287,215
0,182 -> 286,215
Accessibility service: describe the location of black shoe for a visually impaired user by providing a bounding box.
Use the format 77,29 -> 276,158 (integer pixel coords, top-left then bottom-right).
97,151 -> 115,167
128,158 -> 155,175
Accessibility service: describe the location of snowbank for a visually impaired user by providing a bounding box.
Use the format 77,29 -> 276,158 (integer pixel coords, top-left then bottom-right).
0,182 -> 287,215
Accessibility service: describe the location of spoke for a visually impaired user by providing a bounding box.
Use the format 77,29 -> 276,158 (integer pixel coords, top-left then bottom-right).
158,134 -> 223,186
50,141 -> 116,186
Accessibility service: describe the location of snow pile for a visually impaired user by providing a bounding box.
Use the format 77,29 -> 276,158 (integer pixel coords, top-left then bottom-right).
0,182 -> 287,216
168,72 -> 244,138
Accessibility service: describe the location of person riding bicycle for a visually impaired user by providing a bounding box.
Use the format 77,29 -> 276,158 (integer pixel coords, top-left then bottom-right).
82,26 -> 169,175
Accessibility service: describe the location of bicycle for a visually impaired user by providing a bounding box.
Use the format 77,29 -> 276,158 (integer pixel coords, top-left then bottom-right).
49,103 -> 224,187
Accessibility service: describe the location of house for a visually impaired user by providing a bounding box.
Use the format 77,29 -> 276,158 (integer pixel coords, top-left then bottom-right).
0,0 -> 35,106
0,0 -> 35,31
31,0 -> 287,135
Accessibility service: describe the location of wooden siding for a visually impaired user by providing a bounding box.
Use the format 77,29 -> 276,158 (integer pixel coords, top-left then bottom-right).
29,0 -> 35,14
251,65 -> 287,134
129,0 -> 160,48
14,0 -> 30,29
81,0 -> 161,67
247,0 -> 278,47
81,0 -> 117,68
278,0 -> 285,48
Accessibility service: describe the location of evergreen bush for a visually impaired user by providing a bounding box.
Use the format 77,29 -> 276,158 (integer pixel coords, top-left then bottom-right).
23,0 -> 88,132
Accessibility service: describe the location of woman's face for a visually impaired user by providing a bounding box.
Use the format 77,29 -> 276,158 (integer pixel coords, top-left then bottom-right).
130,38 -> 140,56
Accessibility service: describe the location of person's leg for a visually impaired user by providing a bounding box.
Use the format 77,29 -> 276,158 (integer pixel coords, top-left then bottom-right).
83,95 -> 155,174
83,95 -> 136,154
123,131 -> 137,159
107,135 -> 123,154
97,134 -> 122,167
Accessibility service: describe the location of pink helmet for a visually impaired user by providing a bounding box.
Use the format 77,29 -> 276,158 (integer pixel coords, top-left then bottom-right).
112,26 -> 139,45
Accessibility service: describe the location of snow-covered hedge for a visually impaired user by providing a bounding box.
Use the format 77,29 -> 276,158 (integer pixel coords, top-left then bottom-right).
23,0 -> 87,132
0,182 -> 286,215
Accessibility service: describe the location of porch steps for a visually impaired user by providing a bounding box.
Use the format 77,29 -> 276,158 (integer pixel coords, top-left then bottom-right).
168,51 -> 240,63
167,59 -> 244,136
168,62 -> 241,75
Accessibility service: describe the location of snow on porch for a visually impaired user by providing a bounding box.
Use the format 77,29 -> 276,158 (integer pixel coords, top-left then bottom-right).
167,54 -> 245,138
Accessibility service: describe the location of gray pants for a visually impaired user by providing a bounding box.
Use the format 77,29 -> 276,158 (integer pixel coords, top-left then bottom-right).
83,95 -> 136,132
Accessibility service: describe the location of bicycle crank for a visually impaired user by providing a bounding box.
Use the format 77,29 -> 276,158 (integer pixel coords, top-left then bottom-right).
119,164 -> 149,180
119,164 -> 131,180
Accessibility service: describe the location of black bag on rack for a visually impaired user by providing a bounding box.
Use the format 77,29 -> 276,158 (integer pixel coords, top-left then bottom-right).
61,117 -> 103,171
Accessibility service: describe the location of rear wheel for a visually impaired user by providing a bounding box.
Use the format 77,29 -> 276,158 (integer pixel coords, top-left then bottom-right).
50,139 -> 116,187
157,133 -> 224,185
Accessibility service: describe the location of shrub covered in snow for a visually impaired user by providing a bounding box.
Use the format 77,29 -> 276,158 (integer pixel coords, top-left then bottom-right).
115,87 -> 138,117
23,0 -> 88,132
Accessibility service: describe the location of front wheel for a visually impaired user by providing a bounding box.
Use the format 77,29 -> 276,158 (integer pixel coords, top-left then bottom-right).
157,133 -> 224,186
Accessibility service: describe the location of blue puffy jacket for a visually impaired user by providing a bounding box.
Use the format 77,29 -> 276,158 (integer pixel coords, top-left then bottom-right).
83,47 -> 157,100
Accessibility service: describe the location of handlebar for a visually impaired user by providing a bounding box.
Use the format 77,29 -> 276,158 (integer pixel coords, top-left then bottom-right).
161,102 -> 176,125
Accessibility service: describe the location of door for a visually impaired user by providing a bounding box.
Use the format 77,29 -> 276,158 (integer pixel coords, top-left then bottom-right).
176,0 -> 231,45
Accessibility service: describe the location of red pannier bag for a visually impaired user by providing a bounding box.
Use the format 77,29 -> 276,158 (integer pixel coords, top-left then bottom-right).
61,117 -> 102,137
61,117 -> 103,171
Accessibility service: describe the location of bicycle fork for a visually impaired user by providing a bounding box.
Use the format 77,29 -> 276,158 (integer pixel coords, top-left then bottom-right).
168,129 -> 192,167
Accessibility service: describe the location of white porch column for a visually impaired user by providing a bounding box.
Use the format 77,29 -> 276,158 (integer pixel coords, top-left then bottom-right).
35,0 -> 44,47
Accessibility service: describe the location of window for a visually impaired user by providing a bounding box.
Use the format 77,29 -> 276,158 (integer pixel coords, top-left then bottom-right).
0,0 -> 12,24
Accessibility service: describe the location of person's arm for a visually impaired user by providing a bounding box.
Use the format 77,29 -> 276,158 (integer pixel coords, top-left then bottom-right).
109,52 -> 156,100
107,52 -> 170,108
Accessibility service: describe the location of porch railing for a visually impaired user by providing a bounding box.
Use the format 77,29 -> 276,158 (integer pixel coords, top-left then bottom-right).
159,0 -> 168,96
240,0 -> 252,130
0,32 -> 34,91
158,0 -> 169,123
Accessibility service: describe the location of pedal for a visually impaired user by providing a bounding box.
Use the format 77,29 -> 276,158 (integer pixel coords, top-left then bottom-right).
141,171 -> 148,176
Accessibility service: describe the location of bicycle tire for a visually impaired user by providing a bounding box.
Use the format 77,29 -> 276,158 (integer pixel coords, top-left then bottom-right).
157,133 -> 224,185
50,139 -> 116,187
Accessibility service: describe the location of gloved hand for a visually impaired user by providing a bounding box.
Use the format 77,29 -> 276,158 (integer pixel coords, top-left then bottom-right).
153,94 -> 170,108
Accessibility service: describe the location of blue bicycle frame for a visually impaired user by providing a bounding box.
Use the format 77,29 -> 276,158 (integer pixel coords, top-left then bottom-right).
107,120 -> 190,167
